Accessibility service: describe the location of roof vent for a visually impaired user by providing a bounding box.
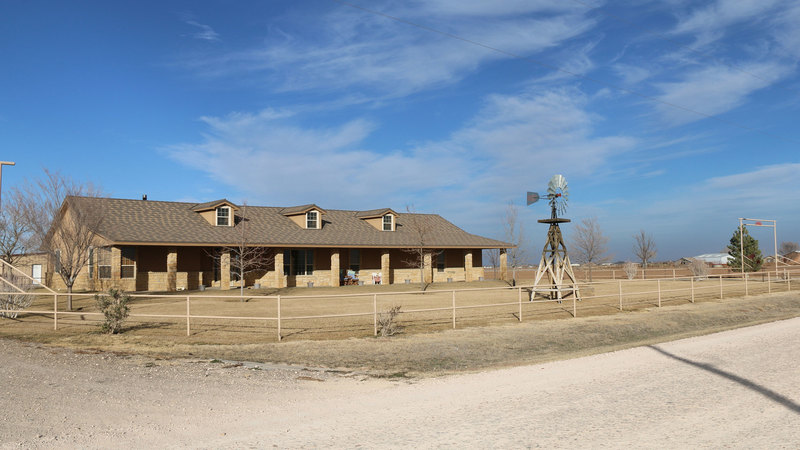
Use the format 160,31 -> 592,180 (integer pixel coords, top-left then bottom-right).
142,194 -> 148,201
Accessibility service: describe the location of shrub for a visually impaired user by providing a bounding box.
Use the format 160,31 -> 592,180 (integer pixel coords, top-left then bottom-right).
623,262 -> 638,280
688,258 -> 709,280
0,275 -> 34,319
377,305 -> 402,337
95,289 -> 131,334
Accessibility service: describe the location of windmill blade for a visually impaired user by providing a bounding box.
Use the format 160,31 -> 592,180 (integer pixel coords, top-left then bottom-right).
551,174 -> 566,190
526,192 -> 540,206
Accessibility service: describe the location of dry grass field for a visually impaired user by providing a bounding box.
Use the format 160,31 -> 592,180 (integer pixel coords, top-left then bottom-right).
1,270 -> 795,348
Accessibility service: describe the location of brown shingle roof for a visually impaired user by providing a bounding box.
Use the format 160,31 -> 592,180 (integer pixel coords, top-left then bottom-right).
355,208 -> 398,218
190,199 -> 238,212
70,196 -> 511,249
280,204 -> 327,215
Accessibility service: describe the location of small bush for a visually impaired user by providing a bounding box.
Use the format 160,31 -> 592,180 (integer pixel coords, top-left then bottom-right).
688,258 -> 709,280
623,262 -> 638,280
0,275 -> 34,319
377,305 -> 402,337
95,289 -> 131,334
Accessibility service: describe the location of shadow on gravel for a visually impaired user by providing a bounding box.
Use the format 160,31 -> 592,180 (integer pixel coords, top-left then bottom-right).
649,345 -> 800,415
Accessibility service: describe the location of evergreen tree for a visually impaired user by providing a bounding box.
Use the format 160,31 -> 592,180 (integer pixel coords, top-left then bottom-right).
727,227 -> 763,272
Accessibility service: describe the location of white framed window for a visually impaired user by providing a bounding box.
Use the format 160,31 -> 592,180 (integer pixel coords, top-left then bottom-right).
437,251 -> 446,272
284,249 -> 314,275
96,247 -> 112,279
383,214 -> 393,231
306,210 -> 319,229
88,247 -> 94,279
349,249 -> 360,272
54,249 -> 62,274
216,206 -> 231,226
120,246 -> 136,278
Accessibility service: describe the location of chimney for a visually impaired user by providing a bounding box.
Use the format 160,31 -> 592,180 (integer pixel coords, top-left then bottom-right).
142,194 -> 148,201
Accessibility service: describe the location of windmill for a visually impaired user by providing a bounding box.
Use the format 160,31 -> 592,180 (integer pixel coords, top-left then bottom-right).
527,175 -> 581,302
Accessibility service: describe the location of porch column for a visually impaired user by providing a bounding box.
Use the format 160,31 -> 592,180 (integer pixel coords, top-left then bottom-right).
330,249 -> 340,287
111,246 -> 121,281
464,250 -> 474,282
166,247 -> 177,292
274,249 -> 284,288
500,249 -> 508,281
381,251 -> 390,285
220,250 -> 231,290
423,252 -> 433,284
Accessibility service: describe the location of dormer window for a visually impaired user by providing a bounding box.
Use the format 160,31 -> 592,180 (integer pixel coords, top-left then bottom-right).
383,214 -> 393,231
216,206 -> 231,226
306,210 -> 318,229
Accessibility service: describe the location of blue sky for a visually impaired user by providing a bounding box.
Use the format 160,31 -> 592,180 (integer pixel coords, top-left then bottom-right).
2,0 -> 799,261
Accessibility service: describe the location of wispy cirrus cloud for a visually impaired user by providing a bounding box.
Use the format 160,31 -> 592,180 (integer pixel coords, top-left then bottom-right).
640,162 -> 800,228
164,87 -> 637,227
182,19 -> 220,42
653,62 -> 790,125
174,3 -> 596,98
672,0 -> 784,38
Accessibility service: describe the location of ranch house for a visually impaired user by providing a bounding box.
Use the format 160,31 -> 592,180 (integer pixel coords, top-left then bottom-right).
43,196 -> 511,292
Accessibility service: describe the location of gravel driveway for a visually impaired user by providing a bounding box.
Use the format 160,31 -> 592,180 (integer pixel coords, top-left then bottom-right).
2,317 -> 799,448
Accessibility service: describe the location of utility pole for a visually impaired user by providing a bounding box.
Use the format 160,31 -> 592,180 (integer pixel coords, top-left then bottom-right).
0,161 -> 15,208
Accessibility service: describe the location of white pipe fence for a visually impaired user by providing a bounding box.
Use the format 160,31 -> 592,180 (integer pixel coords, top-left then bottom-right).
1,268 -> 798,341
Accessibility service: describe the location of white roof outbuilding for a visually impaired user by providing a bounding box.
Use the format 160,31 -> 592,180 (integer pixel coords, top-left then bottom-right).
693,253 -> 732,265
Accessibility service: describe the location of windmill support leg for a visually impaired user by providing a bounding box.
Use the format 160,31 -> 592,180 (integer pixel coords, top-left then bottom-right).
532,221 -> 581,305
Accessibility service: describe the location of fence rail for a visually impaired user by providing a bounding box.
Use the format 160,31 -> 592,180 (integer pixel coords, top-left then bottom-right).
1,268 -> 798,342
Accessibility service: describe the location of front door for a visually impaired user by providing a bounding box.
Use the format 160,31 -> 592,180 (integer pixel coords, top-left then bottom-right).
32,264 -> 42,285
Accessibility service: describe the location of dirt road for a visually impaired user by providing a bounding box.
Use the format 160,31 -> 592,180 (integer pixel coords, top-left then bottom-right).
2,317 -> 799,448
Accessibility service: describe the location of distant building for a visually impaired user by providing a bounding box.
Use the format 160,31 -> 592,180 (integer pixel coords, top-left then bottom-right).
692,253 -> 732,267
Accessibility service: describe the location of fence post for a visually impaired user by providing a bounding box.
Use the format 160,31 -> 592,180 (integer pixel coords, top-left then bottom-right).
767,272 -> 771,294
672,269 -> 676,280
618,281 -> 623,311
518,286 -> 522,322
451,290 -> 456,329
690,276 -> 694,303
573,294 -> 576,318
788,272 -> 791,291
277,295 -> 282,342
719,275 -> 723,299
53,294 -> 58,330
373,294 -> 377,336
657,279 -> 661,307
186,296 -> 190,336
744,273 -> 748,296
612,270 -> 616,280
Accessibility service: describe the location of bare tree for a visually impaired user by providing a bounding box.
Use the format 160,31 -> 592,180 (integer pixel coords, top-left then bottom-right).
401,206 -> 439,291
213,203 -> 274,299
13,169 -> 104,310
623,262 -> 638,280
570,216 -> 610,282
633,230 -> 657,276
779,241 -> 799,256
0,195 -> 31,266
503,203 -> 527,286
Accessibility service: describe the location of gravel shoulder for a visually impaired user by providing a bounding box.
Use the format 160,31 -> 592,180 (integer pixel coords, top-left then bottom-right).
2,315 -> 799,448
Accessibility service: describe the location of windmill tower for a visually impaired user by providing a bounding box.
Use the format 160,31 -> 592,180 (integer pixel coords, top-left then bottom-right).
528,175 -> 581,301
